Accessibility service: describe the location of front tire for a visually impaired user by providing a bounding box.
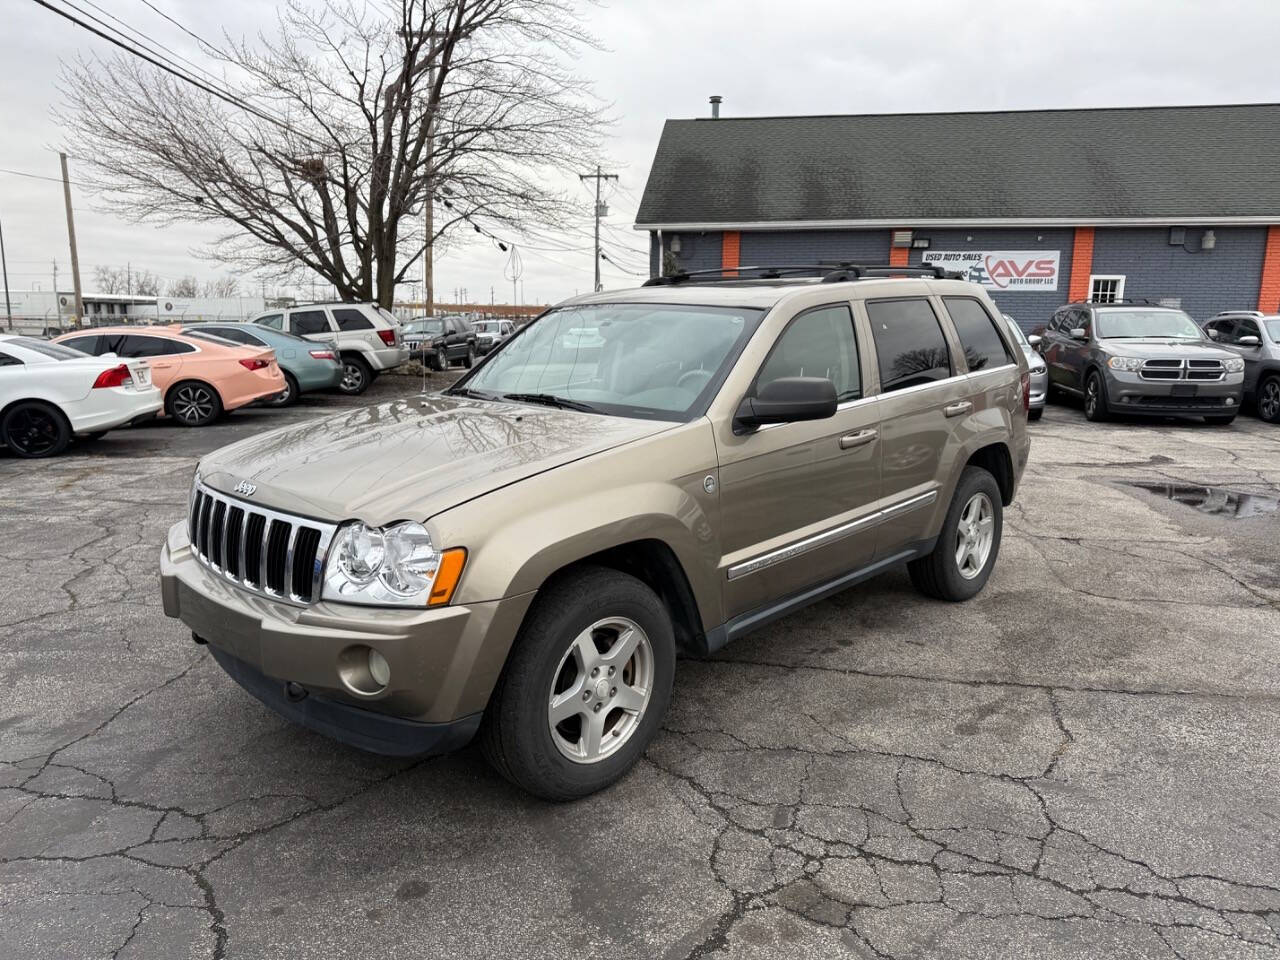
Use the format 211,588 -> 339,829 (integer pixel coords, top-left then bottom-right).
480,567 -> 676,801
1257,374 -> 1280,424
166,381 -> 222,427
462,346 -> 475,369
339,356 -> 371,395
1084,371 -> 1110,422
1,401 -> 71,458
908,466 -> 1003,602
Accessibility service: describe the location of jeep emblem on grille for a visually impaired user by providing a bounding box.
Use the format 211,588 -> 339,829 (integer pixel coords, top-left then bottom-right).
234,481 -> 257,497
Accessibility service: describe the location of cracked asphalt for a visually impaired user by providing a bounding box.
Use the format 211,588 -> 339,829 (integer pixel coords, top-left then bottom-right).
3,375 -> 1279,960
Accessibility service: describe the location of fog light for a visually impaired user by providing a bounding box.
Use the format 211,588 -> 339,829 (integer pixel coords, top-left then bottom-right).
1225,397 -> 1236,406
368,650 -> 391,687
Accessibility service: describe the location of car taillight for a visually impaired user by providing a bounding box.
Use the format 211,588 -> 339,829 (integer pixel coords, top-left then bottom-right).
239,358 -> 270,370
377,329 -> 396,346
92,364 -> 132,389
1020,371 -> 1031,414
309,349 -> 336,360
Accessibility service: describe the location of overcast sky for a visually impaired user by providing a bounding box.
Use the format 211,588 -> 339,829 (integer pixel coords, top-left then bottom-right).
4,0 -> 1280,307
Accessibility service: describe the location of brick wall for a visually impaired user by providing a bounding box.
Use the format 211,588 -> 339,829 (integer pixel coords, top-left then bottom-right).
1090,227 -> 1267,320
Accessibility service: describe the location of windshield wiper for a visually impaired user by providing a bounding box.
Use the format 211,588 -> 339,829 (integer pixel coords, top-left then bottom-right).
498,392 -> 600,413
449,386 -> 500,400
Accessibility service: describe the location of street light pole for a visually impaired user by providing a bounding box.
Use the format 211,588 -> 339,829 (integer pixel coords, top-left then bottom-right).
0,209 -> 12,329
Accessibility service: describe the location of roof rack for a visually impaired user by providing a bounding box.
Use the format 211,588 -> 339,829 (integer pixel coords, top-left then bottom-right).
1212,309 -> 1264,318
1085,297 -> 1162,306
641,262 -> 959,287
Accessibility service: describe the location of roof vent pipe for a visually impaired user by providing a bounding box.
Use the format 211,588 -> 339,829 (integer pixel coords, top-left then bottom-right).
710,95 -> 722,119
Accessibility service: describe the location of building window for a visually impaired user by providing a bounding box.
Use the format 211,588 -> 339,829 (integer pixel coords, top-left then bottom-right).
1089,275 -> 1126,303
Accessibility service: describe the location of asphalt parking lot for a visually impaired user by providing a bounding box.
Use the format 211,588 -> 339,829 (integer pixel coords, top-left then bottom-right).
3,378 -> 1279,960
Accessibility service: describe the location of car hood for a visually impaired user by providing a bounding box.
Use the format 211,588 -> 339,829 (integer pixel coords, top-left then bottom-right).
1101,338 -> 1236,359
198,394 -> 677,526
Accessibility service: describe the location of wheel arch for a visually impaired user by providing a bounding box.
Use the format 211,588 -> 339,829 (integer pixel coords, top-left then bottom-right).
961,440 -> 1016,506
164,377 -> 225,406
1,395 -> 73,429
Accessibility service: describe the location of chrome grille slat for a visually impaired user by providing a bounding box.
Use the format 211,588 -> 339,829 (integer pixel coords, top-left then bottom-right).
186,479 -> 336,606
1139,358 -> 1225,382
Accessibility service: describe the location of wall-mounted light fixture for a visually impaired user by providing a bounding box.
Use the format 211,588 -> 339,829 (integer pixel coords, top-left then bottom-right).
891,230 -> 913,248
1201,229 -> 1216,251
670,235 -> 682,253
911,237 -> 931,249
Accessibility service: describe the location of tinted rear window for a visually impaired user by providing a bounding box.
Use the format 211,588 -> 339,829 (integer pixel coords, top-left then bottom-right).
333,308 -> 373,331
866,298 -> 953,393
290,310 -> 331,335
114,334 -> 194,357
60,335 -> 102,355
944,297 -> 1015,371
193,326 -> 263,346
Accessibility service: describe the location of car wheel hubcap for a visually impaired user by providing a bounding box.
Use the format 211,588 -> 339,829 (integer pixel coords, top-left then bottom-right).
342,363 -> 363,391
174,387 -> 213,423
1263,381 -> 1280,419
9,409 -> 58,454
955,493 -> 995,580
1086,380 -> 1097,414
548,617 -> 653,764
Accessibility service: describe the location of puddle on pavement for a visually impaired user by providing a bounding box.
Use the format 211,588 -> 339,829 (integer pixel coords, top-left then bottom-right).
1122,482 -> 1280,519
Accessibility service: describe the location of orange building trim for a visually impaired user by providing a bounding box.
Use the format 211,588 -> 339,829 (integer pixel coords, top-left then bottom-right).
1067,227 -> 1095,302
721,231 -> 741,276
1258,226 -> 1280,312
888,238 -> 910,267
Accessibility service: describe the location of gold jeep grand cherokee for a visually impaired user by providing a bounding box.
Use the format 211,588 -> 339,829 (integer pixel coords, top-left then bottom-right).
161,264 -> 1031,800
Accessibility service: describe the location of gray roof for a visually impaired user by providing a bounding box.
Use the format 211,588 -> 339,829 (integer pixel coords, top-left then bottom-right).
635,104 -> 1280,228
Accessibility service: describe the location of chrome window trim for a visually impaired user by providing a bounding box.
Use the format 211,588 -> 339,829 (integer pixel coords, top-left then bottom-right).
189,478 -> 337,606
726,490 -> 938,581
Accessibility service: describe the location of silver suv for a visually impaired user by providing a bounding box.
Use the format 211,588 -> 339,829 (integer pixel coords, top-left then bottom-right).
250,303 -> 408,395
1203,311 -> 1280,423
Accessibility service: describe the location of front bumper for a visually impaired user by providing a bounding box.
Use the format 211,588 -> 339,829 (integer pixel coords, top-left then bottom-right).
159,521 -> 533,753
1104,369 -> 1243,415
1029,369 -> 1047,410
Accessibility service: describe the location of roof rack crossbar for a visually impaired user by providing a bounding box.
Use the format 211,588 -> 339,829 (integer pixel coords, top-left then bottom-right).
643,262 -> 961,287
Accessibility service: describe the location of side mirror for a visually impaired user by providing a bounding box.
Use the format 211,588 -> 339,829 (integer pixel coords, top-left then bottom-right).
1069,327 -> 1088,341
735,377 -> 838,432
1027,334 -> 1042,348
1238,335 -> 1261,347
1205,328 -> 1220,340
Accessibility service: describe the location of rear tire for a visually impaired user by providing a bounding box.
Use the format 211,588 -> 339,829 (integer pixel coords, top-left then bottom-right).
165,381 -> 222,427
1,401 -> 71,458
480,566 -> 675,801
1028,407 -> 1043,421
1083,371 -> 1110,422
339,355 -> 371,395
908,466 -> 1003,602
265,371 -> 299,407
463,346 -> 475,369
1257,374 -> 1280,424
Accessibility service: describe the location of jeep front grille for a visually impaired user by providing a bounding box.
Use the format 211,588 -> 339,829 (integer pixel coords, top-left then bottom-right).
1139,358 -> 1225,382
188,480 -> 336,604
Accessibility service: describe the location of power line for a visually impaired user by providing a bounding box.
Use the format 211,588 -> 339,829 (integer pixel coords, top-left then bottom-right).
29,0 -> 327,147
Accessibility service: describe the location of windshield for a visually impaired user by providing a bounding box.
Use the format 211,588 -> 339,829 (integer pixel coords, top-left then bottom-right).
1265,318 -> 1280,341
12,336 -> 89,360
184,330 -> 242,348
475,321 -> 500,333
1095,309 -> 1203,340
404,319 -> 442,335
455,302 -> 763,420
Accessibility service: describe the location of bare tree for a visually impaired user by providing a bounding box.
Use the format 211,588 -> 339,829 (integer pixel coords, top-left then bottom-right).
202,276 -> 241,298
168,275 -> 199,297
93,265 -> 126,294
59,0 -> 605,308
133,270 -> 160,296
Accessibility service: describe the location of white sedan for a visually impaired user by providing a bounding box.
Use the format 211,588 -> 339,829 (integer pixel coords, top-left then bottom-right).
0,334 -> 162,458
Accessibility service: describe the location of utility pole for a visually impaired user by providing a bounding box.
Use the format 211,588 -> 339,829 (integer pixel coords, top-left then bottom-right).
59,152 -> 84,327
579,165 -> 617,292
0,209 -> 12,329
400,28 -> 447,317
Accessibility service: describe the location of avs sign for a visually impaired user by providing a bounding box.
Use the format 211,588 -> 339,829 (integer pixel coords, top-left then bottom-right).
922,250 -> 1061,291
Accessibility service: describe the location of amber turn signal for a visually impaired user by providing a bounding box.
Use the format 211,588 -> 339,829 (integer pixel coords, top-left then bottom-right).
428,548 -> 467,606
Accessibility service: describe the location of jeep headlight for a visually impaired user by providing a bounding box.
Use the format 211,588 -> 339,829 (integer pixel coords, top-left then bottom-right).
1107,356 -> 1143,371
1223,357 -> 1245,373
323,521 -> 466,607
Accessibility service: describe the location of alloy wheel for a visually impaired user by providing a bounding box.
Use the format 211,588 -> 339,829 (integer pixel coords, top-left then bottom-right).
8,407 -> 60,456
1261,378 -> 1280,422
547,617 -> 653,764
341,361 -> 365,392
955,492 -> 995,580
1085,379 -> 1098,416
172,385 -> 215,425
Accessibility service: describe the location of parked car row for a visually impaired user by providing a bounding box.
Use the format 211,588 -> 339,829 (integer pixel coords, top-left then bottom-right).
1007,299 -> 1276,426
1,302 -> 411,458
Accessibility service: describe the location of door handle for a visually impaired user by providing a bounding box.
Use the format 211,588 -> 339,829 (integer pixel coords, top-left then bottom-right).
944,401 -> 973,418
839,429 -> 878,449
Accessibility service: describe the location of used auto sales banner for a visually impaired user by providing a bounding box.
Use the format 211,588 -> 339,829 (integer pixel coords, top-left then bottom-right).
921,250 -> 1060,290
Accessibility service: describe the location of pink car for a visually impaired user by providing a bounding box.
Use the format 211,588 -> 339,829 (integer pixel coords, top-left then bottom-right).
55,326 -> 286,426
